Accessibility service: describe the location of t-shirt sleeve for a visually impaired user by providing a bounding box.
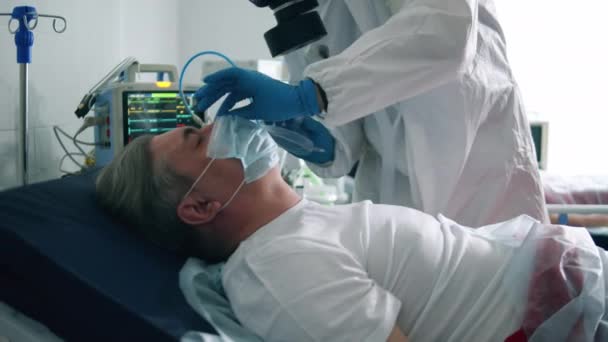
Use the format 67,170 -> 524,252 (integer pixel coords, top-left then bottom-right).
222,238 -> 402,342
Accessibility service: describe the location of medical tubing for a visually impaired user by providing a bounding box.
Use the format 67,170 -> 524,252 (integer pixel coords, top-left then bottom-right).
179,50 -> 319,155
54,126 -> 86,156
59,152 -> 86,174
73,129 -> 101,146
53,126 -> 85,169
179,50 -> 237,119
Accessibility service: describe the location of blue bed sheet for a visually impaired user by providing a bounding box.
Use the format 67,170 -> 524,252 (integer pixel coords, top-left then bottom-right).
590,228 -> 608,250
0,170 -> 215,341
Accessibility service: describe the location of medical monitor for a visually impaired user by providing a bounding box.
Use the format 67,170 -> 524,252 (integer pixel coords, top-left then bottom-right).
123,91 -> 196,144
93,82 -> 199,167
530,121 -> 549,170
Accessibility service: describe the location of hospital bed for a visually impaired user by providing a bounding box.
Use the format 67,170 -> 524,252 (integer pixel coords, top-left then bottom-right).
542,171 -> 608,248
0,169 -> 217,341
543,172 -> 608,207
2,169 -> 607,341
529,120 -> 608,240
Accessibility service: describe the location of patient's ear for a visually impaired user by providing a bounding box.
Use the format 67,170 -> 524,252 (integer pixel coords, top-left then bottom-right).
177,196 -> 222,225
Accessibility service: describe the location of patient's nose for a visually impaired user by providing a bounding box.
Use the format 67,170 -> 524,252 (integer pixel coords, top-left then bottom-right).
201,124 -> 213,135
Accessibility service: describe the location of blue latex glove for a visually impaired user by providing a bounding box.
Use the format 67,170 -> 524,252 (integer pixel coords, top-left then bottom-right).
194,67 -> 321,122
272,117 -> 335,164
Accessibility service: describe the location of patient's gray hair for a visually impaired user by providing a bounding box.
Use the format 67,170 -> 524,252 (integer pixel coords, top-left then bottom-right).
95,135 -> 196,256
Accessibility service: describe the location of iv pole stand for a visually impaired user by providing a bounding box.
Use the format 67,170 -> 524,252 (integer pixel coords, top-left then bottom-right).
0,6 -> 66,186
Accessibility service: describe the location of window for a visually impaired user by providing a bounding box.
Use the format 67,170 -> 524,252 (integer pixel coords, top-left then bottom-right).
496,1 -> 608,174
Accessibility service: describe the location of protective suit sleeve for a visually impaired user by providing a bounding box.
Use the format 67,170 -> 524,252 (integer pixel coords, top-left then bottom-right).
223,238 -> 402,342
305,0 -> 478,127
306,118 -> 365,177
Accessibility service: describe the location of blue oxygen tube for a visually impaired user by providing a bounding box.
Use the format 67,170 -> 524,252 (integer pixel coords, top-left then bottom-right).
178,51 -> 321,155
179,51 -> 236,126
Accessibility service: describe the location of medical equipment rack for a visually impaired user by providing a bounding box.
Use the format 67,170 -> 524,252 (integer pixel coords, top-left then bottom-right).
1,6 -> 67,185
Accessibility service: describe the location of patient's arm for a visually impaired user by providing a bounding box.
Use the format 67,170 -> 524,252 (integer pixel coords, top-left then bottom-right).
550,213 -> 608,227
388,325 -> 409,342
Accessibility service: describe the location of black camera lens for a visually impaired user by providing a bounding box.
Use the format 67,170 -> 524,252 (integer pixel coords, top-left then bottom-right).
250,0 -> 327,57
249,0 -> 271,7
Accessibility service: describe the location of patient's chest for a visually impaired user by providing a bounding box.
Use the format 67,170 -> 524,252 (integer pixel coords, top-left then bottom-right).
224,200 -> 522,341
363,207 -> 522,341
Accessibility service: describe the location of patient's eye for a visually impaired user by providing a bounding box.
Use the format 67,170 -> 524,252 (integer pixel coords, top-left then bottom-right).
182,127 -> 198,147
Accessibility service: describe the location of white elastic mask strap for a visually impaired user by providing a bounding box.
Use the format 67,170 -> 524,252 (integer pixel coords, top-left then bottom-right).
182,158 -> 216,201
219,179 -> 246,211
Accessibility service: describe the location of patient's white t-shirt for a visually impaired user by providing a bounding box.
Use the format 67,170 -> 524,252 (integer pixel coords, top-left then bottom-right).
222,200 -> 525,342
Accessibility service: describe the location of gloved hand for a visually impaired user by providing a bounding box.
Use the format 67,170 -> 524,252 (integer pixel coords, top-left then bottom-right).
194,67 -> 321,122
270,117 -> 335,165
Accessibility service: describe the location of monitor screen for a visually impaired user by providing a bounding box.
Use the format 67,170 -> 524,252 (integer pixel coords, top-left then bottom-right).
531,125 -> 543,165
123,91 -> 197,144
530,122 -> 548,170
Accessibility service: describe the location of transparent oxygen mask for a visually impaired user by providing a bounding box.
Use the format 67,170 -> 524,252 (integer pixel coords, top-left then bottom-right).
263,121 -> 324,156
179,50 -> 321,156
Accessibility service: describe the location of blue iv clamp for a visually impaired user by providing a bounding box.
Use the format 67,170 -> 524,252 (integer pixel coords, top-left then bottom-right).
0,6 -> 67,185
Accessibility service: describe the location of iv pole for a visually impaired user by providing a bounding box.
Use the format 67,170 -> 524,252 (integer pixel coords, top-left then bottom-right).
0,6 -> 67,186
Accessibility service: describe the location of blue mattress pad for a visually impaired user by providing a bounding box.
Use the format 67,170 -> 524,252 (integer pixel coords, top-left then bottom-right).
0,170 -> 215,341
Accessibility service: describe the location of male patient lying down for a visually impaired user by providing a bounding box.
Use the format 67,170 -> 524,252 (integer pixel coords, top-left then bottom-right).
96,118 -> 608,342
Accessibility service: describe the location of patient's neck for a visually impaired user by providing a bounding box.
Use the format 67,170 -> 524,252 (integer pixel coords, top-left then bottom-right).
213,168 -> 301,255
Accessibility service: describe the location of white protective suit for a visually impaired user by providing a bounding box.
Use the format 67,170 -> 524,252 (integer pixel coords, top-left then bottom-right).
284,0 -> 549,226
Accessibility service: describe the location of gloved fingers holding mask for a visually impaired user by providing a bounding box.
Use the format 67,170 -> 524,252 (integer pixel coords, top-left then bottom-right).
194,67 -> 336,165
194,67 -> 323,122
268,117 -> 335,165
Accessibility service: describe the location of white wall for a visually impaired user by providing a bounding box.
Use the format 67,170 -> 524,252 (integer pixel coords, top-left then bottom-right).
176,0 -> 275,85
496,1 -> 608,175
0,0 -> 179,190
120,0 -> 179,67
